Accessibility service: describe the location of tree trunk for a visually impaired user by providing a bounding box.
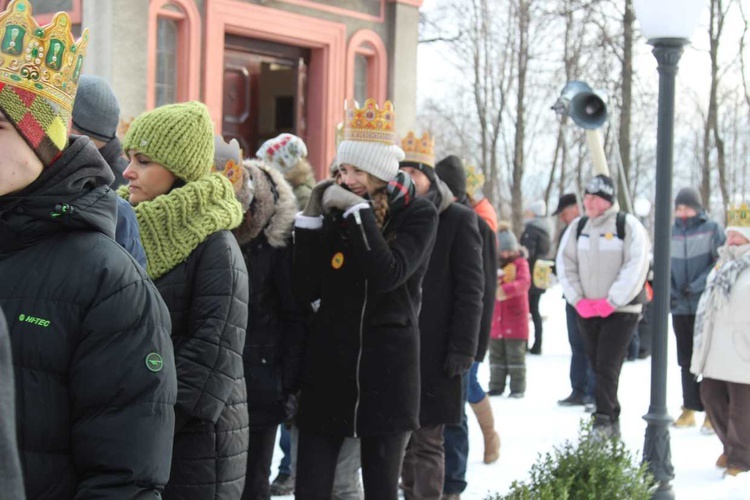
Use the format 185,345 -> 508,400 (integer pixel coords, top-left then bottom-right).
511,0 -> 530,236
617,0 -> 634,210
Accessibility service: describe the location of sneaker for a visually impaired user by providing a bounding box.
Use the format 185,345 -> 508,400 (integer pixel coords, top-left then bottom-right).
716,453 -> 728,468
269,472 -> 295,496
508,392 -> 524,399
558,392 -> 586,406
701,414 -> 715,435
672,407 -> 696,428
488,389 -> 504,396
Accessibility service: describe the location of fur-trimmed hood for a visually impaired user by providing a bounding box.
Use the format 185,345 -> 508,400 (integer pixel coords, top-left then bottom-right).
233,158 -> 297,248
284,158 -> 316,190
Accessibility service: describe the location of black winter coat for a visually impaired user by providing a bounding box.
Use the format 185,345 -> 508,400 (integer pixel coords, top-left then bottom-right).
0,137 -> 177,499
418,185 -> 484,427
154,230 -> 249,500
521,218 -> 551,294
240,233 -> 306,430
293,198 -> 438,437
475,212 -> 497,362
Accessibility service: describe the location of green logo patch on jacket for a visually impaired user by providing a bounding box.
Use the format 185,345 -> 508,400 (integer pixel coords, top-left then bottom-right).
18,314 -> 51,327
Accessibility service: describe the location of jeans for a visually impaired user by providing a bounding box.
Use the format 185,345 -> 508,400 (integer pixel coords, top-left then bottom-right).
467,362 -> 485,405
566,303 -> 595,398
442,372 -> 469,495
332,438 -> 363,500
673,314 -> 703,411
627,323 -> 640,361
578,313 -> 640,422
279,424 -> 292,476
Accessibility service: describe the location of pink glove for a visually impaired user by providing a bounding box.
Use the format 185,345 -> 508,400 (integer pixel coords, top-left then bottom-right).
593,299 -> 616,318
575,299 -> 598,319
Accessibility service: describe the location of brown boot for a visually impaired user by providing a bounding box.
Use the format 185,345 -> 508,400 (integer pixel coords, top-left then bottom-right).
716,453 -> 728,468
470,395 -> 501,464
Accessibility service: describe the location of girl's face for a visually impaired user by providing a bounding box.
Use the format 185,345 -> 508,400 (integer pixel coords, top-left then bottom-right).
339,163 -> 370,196
727,230 -> 750,247
122,150 -> 177,205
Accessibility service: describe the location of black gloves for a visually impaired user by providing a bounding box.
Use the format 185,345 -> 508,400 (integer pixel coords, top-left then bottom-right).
444,352 -> 474,378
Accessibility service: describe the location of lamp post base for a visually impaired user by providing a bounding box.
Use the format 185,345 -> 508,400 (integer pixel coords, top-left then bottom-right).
643,409 -> 675,499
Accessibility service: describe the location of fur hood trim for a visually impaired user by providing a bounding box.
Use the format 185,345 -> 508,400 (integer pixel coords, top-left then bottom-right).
284,158 -> 316,190
234,158 -> 297,248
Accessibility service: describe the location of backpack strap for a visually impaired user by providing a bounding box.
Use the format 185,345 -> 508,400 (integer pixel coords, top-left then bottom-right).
615,212 -> 626,240
576,216 -> 589,239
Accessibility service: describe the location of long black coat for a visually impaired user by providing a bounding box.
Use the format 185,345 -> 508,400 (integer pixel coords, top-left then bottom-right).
240,233 -> 306,430
474,213 -> 497,362
418,185 -> 484,427
154,230 -> 250,500
521,218 -> 551,294
0,137 -> 177,499
293,198 -> 438,437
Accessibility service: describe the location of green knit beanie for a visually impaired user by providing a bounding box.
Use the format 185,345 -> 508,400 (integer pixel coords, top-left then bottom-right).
122,101 -> 215,182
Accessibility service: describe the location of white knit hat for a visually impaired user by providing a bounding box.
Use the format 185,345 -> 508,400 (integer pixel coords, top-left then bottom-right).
337,140 -> 405,182
526,200 -> 547,218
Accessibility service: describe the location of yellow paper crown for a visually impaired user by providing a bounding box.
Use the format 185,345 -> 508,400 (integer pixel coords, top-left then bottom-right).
727,202 -> 749,228
401,131 -> 435,167
343,98 -> 396,145
0,0 -> 89,113
465,164 -> 485,198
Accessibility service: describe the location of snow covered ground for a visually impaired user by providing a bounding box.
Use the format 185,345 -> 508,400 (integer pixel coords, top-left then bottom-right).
272,285 -> 750,499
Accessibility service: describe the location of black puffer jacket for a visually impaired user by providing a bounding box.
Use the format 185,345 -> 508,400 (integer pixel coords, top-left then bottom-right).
0,137 -> 177,499
155,230 -> 250,500
418,181 -> 484,427
293,197 -> 438,437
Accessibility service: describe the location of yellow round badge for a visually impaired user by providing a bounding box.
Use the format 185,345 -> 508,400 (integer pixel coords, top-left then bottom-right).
605,233 -> 614,240
331,252 -> 344,270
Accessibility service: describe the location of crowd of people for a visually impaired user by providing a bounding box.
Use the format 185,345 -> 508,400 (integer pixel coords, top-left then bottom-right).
1,2 -> 749,500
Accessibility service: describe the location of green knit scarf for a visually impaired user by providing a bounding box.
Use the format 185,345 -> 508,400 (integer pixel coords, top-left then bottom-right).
118,173 -> 243,280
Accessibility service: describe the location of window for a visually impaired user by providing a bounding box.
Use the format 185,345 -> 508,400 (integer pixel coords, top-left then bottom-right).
354,53 -> 368,105
346,30 -> 387,103
148,0 -> 200,109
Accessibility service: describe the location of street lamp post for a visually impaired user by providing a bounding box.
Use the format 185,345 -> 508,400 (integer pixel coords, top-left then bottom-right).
632,1 -> 707,498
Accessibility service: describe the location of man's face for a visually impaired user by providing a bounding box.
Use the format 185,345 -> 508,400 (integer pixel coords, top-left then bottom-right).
400,167 -> 431,196
674,204 -> 697,219
583,193 -> 611,218
558,204 -> 580,225
0,111 -> 44,196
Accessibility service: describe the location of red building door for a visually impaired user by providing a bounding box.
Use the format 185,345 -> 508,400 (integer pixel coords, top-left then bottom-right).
222,38 -> 309,159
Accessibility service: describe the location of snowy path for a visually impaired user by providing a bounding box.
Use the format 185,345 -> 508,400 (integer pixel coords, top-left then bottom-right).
272,285 -> 749,499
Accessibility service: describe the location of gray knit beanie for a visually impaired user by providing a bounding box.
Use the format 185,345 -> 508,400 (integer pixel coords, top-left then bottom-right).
497,229 -> 518,252
674,187 -> 703,212
72,75 -> 121,142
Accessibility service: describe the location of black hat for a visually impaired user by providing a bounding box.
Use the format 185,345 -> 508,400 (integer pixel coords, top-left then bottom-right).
435,155 -> 466,199
584,175 -> 615,204
553,193 -> 578,215
674,187 -> 703,212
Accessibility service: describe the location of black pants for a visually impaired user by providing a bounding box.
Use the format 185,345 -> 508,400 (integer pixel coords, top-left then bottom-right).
672,314 -> 703,411
295,429 -> 409,500
242,426 -> 278,500
528,290 -> 544,349
578,313 -> 639,422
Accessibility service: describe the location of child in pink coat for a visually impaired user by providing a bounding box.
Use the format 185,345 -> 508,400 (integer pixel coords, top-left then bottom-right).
489,224 -> 531,397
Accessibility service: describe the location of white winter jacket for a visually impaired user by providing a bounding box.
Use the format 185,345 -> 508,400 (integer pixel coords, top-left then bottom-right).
556,204 -> 650,314
690,243 -> 750,384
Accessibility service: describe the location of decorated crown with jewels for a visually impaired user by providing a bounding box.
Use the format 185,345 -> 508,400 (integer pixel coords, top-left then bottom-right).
343,98 -> 396,145
727,202 -> 749,228
0,0 -> 89,113
401,131 -> 435,167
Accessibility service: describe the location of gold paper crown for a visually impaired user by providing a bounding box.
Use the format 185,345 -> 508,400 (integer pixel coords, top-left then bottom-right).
342,98 -> 396,145
727,202 -> 749,228
0,0 -> 89,113
400,131 -> 435,167
465,164 -> 485,197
